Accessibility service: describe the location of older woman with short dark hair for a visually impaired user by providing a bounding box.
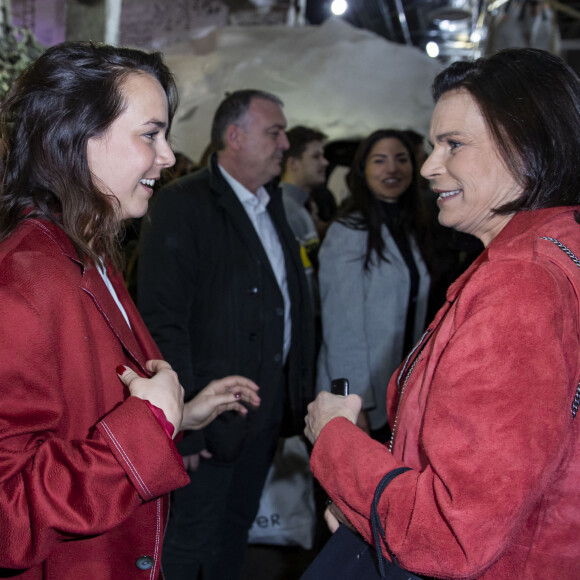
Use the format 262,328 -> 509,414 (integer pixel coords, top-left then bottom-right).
305,48 -> 580,579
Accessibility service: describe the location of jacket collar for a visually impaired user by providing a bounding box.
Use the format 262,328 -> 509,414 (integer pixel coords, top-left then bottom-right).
208,152 -> 281,201
207,153 -> 289,288
444,206 -> 578,304
29,219 -> 154,375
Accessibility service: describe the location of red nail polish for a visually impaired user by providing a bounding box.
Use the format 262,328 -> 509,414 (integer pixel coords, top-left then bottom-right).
116,365 -> 126,375
234,393 -> 241,399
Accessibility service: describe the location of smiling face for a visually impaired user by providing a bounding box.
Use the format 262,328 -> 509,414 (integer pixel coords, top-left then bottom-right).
87,72 -> 175,221
421,89 -> 523,246
364,137 -> 413,203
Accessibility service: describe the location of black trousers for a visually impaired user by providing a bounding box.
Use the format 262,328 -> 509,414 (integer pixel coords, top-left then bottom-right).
162,381 -> 285,580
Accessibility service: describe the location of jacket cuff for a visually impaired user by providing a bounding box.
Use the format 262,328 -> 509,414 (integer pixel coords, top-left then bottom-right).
97,397 -> 189,500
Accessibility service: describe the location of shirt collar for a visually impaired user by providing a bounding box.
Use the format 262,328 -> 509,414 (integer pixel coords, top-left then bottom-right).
218,163 -> 270,212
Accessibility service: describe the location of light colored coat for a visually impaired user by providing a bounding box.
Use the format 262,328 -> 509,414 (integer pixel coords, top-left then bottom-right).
316,219 -> 430,429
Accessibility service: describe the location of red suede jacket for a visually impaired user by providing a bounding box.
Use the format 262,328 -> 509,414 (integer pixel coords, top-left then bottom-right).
0,219 -> 189,579
311,207 -> 580,579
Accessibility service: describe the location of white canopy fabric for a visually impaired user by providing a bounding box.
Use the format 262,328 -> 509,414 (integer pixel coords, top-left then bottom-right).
161,19 -> 443,163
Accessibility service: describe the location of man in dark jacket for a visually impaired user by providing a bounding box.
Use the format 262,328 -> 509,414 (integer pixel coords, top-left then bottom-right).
138,89 -> 315,580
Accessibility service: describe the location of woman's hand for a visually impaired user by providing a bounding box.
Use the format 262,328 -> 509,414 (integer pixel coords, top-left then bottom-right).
118,360 -> 184,438
304,391 -> 362,445
324,504 -> 341,534
181,376 -> 260,431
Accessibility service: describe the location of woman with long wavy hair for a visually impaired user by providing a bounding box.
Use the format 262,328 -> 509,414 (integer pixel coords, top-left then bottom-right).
0,41 -> 259,579
316,129 -> 431,441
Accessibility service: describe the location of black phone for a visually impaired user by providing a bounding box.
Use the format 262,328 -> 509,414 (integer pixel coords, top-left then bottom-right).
330,378 -> 349,396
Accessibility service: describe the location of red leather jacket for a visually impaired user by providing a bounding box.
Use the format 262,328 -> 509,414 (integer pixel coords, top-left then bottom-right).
311,207 -> 580,579
0,219 -> 189,579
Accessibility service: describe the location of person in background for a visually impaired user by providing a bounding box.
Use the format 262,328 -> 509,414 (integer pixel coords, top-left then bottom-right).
138,89 -> 315,580
0,41 -> 260,579
316,129 -> 431,442
281,125 -> 329,282
305,48 -> 580,578
280,126 -> 329,342
281,125 -> 330,245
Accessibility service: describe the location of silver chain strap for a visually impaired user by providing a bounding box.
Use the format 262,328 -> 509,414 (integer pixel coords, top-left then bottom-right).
539,236 -> 580,418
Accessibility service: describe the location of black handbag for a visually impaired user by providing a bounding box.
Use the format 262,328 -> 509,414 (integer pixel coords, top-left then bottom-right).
301,467 -> 423,580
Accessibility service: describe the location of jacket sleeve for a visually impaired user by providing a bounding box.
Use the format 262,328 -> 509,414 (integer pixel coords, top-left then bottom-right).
311,259 -> 579,578
138,185 -> 206,455
0,283 -> 189,569
316,223 -> 375,408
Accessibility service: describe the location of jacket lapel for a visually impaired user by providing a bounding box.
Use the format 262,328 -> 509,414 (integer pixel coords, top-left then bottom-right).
210,166 -> 282,288
80,264 -> 151,376
30,219 -> 153,375
108,264 -> 163,362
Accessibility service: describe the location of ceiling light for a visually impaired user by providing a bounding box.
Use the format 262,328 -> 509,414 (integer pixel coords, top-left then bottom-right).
330,0 -> 348,16
426,42 -> 440,58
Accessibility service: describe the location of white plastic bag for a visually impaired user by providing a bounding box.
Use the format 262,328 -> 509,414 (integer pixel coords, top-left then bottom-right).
248,435 -> 316,550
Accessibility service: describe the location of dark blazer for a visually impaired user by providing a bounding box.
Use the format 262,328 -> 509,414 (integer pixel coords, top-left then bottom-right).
138,155 -> 315,461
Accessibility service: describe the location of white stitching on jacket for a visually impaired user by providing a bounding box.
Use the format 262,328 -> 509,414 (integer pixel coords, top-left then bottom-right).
100,420 -> 153,498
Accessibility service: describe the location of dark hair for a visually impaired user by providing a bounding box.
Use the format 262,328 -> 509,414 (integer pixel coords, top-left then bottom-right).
282,125 -> 327,169
211,89 -> 283,151
0,41 -> 178,270
432,48 -> 580,212
339,129 -> 430,270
